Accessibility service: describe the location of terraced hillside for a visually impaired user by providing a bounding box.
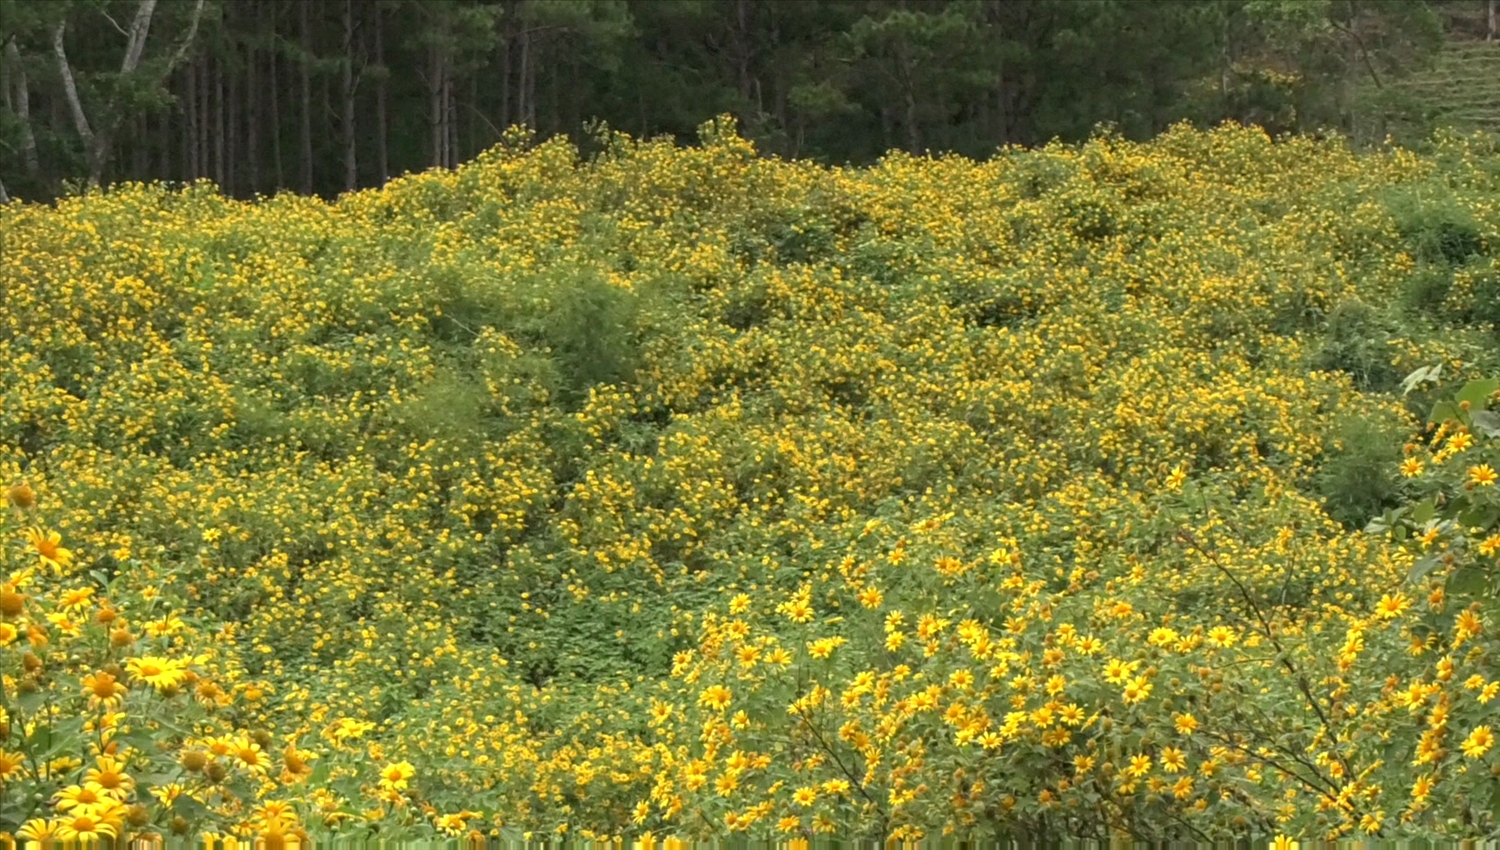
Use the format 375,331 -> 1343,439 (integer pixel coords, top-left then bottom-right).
1398,38 -> 1500,135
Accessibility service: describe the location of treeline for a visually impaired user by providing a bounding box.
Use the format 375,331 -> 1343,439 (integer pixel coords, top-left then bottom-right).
0,0 -> 1487,202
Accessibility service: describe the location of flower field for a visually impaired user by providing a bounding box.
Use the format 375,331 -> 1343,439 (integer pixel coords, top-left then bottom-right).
5,119 -> 1500,844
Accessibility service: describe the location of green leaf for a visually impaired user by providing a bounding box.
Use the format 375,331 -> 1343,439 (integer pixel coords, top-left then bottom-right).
1473,409 -> 1500,437
1406,554 -> 1441,585
1365,506 -> 1407,535
1460,504 -> 1500,531
1430,399 -> 1465,426
172,794 -> 210,820
1457,378 -> 1500,411
15,689 -> 46,715
1411,497 -> 1437,525
1446,565 -> 1489,597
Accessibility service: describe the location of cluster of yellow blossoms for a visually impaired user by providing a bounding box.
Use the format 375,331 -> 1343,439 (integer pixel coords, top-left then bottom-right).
2,118 -> 1500,843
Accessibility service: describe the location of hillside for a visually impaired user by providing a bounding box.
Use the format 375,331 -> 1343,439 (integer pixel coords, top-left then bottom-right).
1397,38 -> 1500,135
3,121 -> 1500,843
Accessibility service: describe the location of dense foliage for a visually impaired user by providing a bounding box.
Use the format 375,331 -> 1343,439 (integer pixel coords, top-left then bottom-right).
4,120 -> 1500,843
0,0 -> 1479,202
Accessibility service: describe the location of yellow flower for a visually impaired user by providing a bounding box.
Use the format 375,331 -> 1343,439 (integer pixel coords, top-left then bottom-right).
1173,712 -> 1198,735
23,527 -> 74,571
1207,626 -> 1236,648
1374,592 -> 1409,620
1147,627 -> 1179,647
1462,725 -> 1495,759
777,588 -> 815,623
1400,457 -> 1423,477
2,749 -> 30,780
325,717 -> 375,744
54,783 -> 112,812
126,656 -> 188,692
7,481 -> 36,510
698,684 -> 732,712
82,671 -> 126,709
54,811 -> 119,844
1102,658 -> 1136,685
59,586 -> 95,612
1125,754 -> 1151,778
1480,682 -> 1500,704
234,737 -> 272,773
1121,675 -> 1152,705
252,800 -> 299,832
84,756 -> 135,797
1159,747 -> 1186,774
792,786 -> 817,807
1470,464 -> 1498,487
806,636 -> 846,659
856,586 -> 883,608
150,783 -> 186,806
1411,773 -> 1434,802
379,760 -> 416,791
281,742 -> 317,784
1165,465 -> 1187,491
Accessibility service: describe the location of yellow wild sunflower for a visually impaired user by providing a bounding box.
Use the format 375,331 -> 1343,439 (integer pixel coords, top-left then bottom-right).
23,527 -> 74,571
53,810 -> 120,844
280,742 -> 316,785
16,819 -> 58,843
54,783 -> 114,812
126,656 -> 189,692
82,671 -> 126,710
233,736 -> 272,774
84,755 -> 136,797
378,761 -> 416,791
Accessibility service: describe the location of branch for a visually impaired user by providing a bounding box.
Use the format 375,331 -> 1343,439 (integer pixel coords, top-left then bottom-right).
162,0 -> 206,80
1329,2 -> 1383,90
118,0 -> 159,77
52,21 -> 97,157
100,7 -> 131,39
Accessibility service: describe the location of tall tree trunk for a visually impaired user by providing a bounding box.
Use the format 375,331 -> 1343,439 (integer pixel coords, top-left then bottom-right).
157,102 -> 171,180
248,9 -> 260,195
228,41 -> 239,196
215,53 -> 227,190
186,62 -> 199,179
468,75 -> 478,158
269,32 -> 284,189
735,0 -> 755,123
500,5 -> 513,130
300,0 -> 315,194
199,59 -> 210,179
520,23 -> 534,128
0,175 -> 10,204
343,0 -> 358,192
430,44 -> 445,167
3,41 -> 43,183
1490,0 -> 1498,41
374,0 -> 389,184
133,113 -> 149,179
445,63 -> 456,167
